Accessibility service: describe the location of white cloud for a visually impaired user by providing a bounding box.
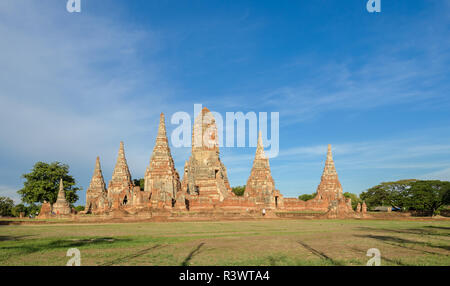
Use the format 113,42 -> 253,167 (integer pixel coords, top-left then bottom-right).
0,1 -> 180,202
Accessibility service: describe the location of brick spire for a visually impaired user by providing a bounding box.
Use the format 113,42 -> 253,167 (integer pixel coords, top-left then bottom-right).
85,156 -> 107,211
53,178 -> 71,215
322,144 -> 337,177
56,178 -> 67,203
108,141 -> 133,194
244,131 -> 276,208
255,131 -> 266,160
192,107 -> 219,153
157,112 -> 167,138
90,157 -> 106,190
316,144 -> 344,201
144,113 -> 181,208
182,106 -> 232,205
152,113 -> 170,156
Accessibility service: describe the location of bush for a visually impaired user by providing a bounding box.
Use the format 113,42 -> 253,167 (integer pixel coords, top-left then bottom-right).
0,196 -> 15,217
232,186 -> 245,196
11,203 -> 40,217
298,193 -> 316,201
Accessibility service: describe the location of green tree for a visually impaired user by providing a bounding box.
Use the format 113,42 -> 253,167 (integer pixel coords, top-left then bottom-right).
18,162 -> 80,205
343,192 -> 362,210
27,204 -> 41,217
12,203 -> 27,217
298,192 -> 317,201
232,186 -> 245,196
360,179 -> 416,209
11,203 -> 40,217
74,206 -> 85,212
405,180 -> 450,216
0,196 -> 15,217
133,178 -> 145,190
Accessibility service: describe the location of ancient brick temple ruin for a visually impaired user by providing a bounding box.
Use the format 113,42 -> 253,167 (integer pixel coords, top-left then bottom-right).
52,179 -> 72,215
177,107 -> 234,211
41,107 -> 356,219
144,113 -> 181,210
38,179 -> 73,218
85,156 -> 108,213
244,131 -> 282,210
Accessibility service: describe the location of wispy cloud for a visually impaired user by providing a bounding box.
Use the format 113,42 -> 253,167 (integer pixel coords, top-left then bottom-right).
0,1 -> 180,200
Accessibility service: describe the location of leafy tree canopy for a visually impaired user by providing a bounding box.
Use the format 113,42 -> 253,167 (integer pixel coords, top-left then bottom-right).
406,180 -> 450,216
11,203 -> 40,217
361,179 -> 450,216
360,179 -> 417,209
0,196 -> 15,217
133,178 -> 145,190
298,192 -> 317,201
74,206 -> 85,212
232,186 -> 245,196
18,162 -> 80,205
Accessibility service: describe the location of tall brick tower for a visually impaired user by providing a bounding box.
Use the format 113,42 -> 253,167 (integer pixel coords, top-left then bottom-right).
181,107 -> 232,208
144,113 -> 181,209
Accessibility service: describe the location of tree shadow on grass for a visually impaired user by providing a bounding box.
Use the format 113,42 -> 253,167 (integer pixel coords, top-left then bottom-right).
354,234 -> 450,252
0,237 -> 132,263
100,244 -> 166,266
297,240 -> 343,266
0,235 -> 35,241
356,226 -> 449,237
181,242 -> 205,266
424,225 -> 450,231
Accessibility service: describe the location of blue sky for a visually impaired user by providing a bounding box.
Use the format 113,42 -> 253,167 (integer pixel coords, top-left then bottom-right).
0,0 -> 449,205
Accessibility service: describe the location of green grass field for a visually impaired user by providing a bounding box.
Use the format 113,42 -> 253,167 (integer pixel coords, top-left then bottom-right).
0,219 -> 449,266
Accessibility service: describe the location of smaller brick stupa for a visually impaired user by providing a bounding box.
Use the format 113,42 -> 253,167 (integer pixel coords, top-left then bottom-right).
315,145 -> 354,218
244,131 -> 278,209
52,178 -> 71,215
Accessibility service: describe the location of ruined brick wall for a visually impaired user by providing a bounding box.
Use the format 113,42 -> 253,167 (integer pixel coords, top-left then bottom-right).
37,201 -> 52,219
